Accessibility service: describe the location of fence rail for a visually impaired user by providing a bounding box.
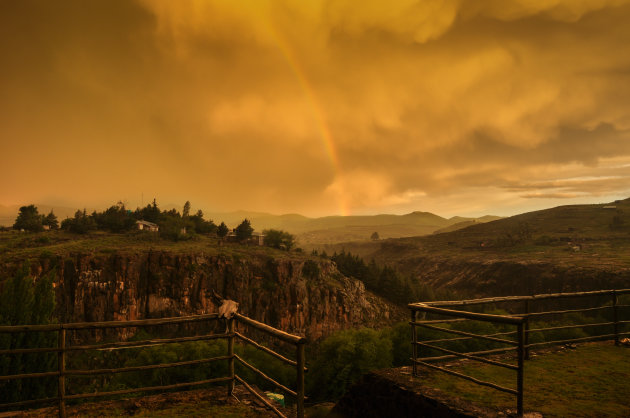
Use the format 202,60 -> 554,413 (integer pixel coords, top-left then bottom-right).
0,312 -> 307,418
409,288 -> 630,417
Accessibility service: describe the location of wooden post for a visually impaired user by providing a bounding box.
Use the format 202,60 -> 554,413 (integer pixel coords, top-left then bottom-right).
612,291 -> 619,346
411,310 -> 418,377
58,327 -> 66,418
227,318 -> 235,395
296,341 -> 306,418
524,300 -> 530,360
517,322 -> 524,417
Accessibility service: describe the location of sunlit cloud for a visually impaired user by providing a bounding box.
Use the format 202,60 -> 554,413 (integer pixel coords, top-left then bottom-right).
1,0 -> 630,217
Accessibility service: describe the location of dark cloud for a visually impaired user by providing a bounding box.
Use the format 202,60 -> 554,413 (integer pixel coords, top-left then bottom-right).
1,0 -> 630,216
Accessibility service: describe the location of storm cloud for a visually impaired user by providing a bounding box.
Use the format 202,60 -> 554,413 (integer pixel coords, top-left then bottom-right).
1,0 -> 630,217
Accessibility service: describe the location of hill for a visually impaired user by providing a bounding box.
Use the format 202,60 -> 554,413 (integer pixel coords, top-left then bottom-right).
361,198 -> 630,297
1,204 -> 500,245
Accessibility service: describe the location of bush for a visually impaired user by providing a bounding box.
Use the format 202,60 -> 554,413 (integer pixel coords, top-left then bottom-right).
263,229 -> 295,250
308,328 -> 392,401
0,264 -> 57,403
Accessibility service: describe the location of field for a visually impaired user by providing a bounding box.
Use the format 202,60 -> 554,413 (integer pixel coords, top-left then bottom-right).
420,342 -> 630,417
0,230 -> 301,267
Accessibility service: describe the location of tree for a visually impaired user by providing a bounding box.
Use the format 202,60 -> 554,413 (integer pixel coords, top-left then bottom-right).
189,210 -> 217,234
308,328 -> 392,401
0,263 -> 57,403
94,203 -> 135,232
217,222 -> 229,239
61,209 -> 96,234
183,201 -> 191,218
135,199 -> 161,223
370,231 -> 380,240
235,219 -> 253,241
263,229 -> 295,250
42,210 -> 58,230
13,205 -> 44,232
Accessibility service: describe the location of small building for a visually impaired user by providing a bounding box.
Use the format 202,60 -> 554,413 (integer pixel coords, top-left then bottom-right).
251,232 -> 265,246
225,231 -> 265,246
136,220 -> 159,232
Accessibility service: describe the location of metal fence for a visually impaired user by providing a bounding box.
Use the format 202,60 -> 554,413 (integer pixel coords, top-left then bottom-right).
409,288 -> 630,417
0,312 -> 307,418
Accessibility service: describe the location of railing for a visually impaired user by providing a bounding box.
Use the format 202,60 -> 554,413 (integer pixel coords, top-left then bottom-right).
0,312 -> 307,418
409,288 -> 630,417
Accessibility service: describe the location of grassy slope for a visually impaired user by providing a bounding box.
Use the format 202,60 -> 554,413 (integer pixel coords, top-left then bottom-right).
364,198 -> 630,270
421,343 -> 630,417
0,230 -> 301,267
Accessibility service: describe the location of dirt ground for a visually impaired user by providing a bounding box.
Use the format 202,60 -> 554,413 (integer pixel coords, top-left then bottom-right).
0,385 -> 292,418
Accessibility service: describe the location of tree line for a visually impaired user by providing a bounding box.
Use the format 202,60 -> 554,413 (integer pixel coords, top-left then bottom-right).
11,201 -> 296,249
327,250 -> 457,305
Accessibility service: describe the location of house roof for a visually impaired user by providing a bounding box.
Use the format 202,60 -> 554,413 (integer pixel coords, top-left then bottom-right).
136,220 -> 158,227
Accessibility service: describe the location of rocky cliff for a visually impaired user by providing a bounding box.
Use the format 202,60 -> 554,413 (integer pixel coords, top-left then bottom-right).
15,251 -> 404,341
397,255 -> 630,297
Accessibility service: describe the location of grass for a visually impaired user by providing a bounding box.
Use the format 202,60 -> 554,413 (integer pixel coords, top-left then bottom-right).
420,343 -> 630,417
81,403 -> 265,417
0,230 -> 306,266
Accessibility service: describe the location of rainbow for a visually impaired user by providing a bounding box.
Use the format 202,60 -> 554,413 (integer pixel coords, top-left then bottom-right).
266,24 -> 349,216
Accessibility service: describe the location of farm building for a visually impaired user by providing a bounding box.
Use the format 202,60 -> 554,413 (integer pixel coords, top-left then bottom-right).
136,220 -> 159,232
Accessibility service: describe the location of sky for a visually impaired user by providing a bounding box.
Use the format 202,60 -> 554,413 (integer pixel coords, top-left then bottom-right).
2,0 -> 630,218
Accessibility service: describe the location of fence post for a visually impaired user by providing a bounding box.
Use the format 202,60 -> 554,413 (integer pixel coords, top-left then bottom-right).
411,310 -> 418,377
524,300 -> 530,360
58,327 -> 66,418
227,318 -> 235,396
517,322 -> 524,417
296,340 -> 306,418
612,291 -> 619,346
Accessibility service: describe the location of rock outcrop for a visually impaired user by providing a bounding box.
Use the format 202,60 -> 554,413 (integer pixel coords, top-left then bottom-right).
16,251 -> 404,341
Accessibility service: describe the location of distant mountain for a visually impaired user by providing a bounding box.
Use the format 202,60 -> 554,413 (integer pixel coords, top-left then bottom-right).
203,210 -> 500,245
363,198 -> 630,297
0,203 -> 498,245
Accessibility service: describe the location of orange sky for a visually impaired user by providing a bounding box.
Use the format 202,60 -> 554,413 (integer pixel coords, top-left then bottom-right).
2,0 -> 630,217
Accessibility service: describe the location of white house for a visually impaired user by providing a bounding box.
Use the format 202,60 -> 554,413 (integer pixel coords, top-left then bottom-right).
136,220 -> 159,232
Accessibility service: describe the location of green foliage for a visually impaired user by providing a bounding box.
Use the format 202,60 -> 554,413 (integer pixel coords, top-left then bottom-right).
159,215 -> 188,242
234,343 -> 294,394
189,210 -> 217,234
331,251 -> 446,305
308,328 -> 392,401
382,322 -> 412,367
113,340 -> 229,389
0,264 -> 57,404
42,210 -> 59,230
263,229 -> 295,250
93,202 -> 136,232
13,205 -> 44,232
135,199 -> 162,223
235,219 -> 253,241
182,201 -> 191,218
61,209 -> 97,234
217,222 -> 229,238
370,231 -> 380,240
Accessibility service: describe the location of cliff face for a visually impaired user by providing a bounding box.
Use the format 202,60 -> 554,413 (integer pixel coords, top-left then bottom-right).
401,256 -> 630,297
23,251 -> 403,341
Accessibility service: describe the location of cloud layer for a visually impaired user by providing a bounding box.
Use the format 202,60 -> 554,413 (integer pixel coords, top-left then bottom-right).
1,0 -> 630,217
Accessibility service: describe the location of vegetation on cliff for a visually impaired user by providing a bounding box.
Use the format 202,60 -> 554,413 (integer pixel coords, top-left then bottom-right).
0,263 -> 57,404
